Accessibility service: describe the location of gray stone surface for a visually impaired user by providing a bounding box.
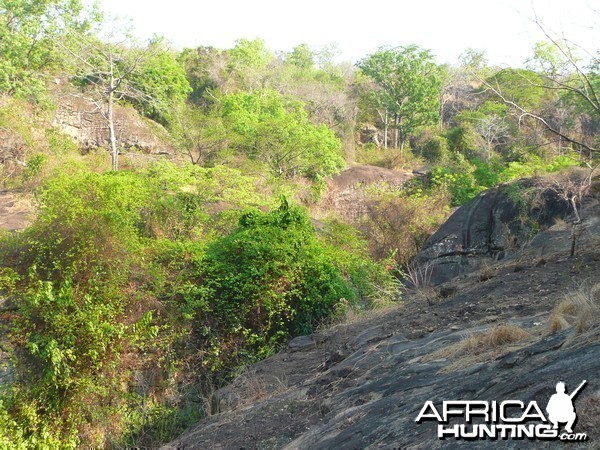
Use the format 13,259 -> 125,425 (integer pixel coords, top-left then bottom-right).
287,335 -> 317,352
415,181 -> 571,285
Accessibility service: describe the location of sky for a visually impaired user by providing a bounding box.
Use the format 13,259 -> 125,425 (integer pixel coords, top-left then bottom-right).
91,0 -> 598,67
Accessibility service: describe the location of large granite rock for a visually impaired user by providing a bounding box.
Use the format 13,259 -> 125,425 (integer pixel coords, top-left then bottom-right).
320,165 -> 415,221
414,181 -> 571,285
164,321 -> 600,450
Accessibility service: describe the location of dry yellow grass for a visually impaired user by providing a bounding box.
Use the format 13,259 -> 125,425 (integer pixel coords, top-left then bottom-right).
548,282 -> 600,334
424,324 -> 533,373
453,325 -> 531,356
214,368 -> 289,413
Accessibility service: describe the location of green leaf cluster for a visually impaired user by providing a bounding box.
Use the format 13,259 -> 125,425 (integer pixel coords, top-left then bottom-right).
222,89 -> 345,178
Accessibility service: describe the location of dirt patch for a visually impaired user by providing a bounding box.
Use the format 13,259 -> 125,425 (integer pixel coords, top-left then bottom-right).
0,190 -> 34,231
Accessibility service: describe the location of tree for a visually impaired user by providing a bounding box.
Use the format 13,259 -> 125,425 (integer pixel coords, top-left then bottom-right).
222,89 -> 345,178
542,168 -> 596,257
228,38 -> 273,70
0,0 -> 96,98
357,45 -> 443,151
286,44 -> 315,70
474,114 -> 510,161
477,14 -> 599,157
170,103 -> 228,165
126,40 -> 191,125
62,28 -> 190,170
178,46 -> 224,107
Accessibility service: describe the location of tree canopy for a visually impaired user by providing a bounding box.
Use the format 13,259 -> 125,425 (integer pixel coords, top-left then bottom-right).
358,45 -> 443,149
222,89 -> 345,178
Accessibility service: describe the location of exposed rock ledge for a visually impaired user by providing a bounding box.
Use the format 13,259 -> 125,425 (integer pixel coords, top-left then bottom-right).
52,92 -> 173,155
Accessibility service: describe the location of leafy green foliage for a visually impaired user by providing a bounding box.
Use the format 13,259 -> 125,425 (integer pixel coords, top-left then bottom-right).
0,162 -> 394,446
0,0 -> 96,99
286,44 -> 315,70
192,201 -> 355,360
228,38 -> 273,71
428,152 -> 582,206
485,69 -> 550,111
169,103 -> 228,165
358,45 -> 443,148
222,89 -> 345,178
128,43 -> 192,124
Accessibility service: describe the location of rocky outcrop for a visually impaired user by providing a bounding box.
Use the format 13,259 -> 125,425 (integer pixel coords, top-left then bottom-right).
0,191 -> 33,231
414,180 -> 572,285
164,316 -> 600,450
320,165 -> 414,221
52,94 -> 173,155
283,327 -> 599,450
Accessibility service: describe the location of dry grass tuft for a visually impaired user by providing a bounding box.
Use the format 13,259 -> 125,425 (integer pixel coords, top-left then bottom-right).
456,325 -> 531,355
424,324 -> 533,373
548,282 -> 600,334
478,261 -> 496,282
214,368 -> 289,413
552,217 -> 570,231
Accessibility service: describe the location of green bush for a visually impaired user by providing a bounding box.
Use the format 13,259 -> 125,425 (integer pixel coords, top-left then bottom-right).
221,89 -> 345,178
421,135 -> 449,163
192,199 -> 356,362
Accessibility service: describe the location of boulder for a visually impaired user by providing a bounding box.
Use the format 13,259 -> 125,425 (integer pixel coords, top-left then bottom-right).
321,165 -> 414,221
414,181 -> 571,285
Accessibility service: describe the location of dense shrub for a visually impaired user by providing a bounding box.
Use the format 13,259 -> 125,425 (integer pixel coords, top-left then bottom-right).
190,200 -> 357,361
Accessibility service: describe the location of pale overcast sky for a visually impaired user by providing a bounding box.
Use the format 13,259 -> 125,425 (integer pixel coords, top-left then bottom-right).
91,0 -> 598,67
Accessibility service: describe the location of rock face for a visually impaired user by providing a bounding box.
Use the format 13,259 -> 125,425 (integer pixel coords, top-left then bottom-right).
415,181 -> 571,285
52,95 -> 173,155
164,315 -> 600,450
283,329 -> 599,450
320,165 -> 414,221
0,191 -> 33,231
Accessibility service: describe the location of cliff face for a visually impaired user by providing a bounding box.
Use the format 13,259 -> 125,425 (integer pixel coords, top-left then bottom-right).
165,178 -> 600,450
320,164 -> 415,221
51,85 -> 174,155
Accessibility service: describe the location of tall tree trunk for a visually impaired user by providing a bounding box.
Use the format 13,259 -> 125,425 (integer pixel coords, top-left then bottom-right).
108,59 -> 118,171
394,113 -> 399,149
398,117 -> 404,157
383,109 -> 388,149
108,92 -> 118,171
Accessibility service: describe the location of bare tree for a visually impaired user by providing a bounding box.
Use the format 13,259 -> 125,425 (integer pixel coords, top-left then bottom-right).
171,104 -> 228,165
474,114 -> 510,160
475,10 -> 599,157
59,25 -> 155,171
542,167 -> 596,257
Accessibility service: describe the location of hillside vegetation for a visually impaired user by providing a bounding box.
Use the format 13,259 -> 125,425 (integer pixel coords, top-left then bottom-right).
0,1 -> 597,447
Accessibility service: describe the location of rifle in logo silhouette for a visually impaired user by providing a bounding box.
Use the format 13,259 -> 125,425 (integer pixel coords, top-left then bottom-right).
569,380 -> 587,400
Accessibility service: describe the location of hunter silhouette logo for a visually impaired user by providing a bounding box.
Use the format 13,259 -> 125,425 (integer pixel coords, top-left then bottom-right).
546,380 -> 586,434
415,380 -> 588,442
